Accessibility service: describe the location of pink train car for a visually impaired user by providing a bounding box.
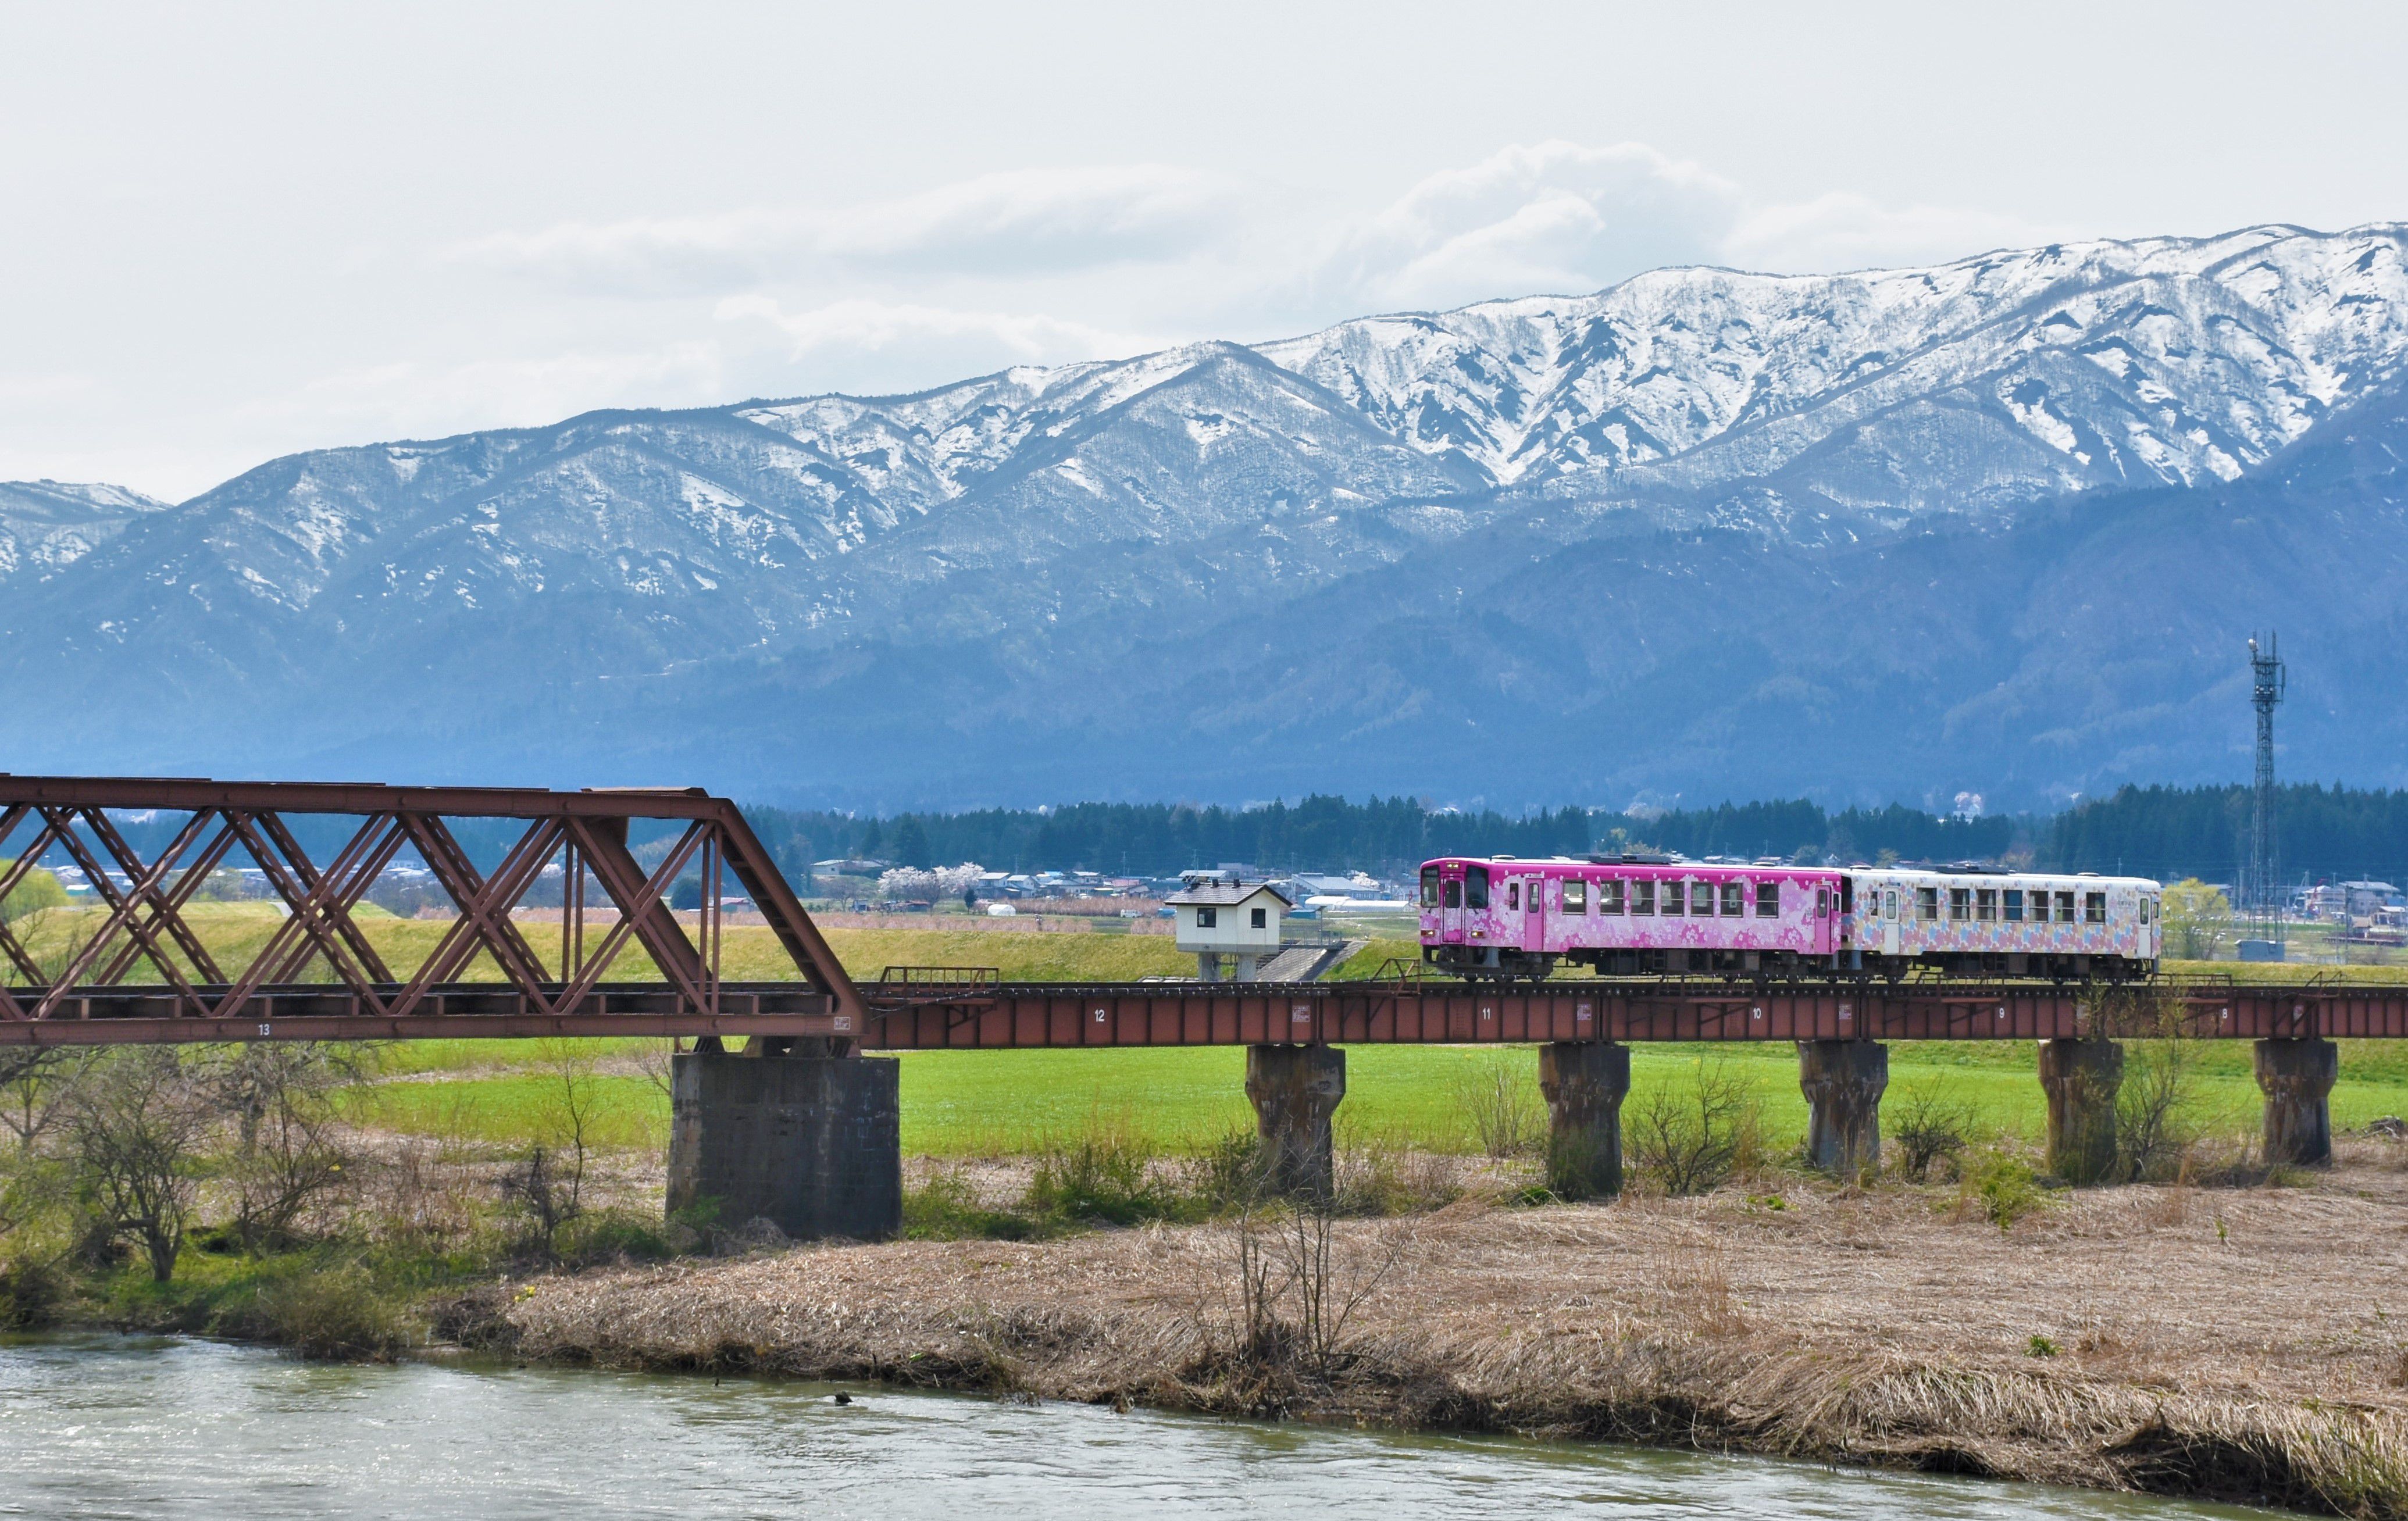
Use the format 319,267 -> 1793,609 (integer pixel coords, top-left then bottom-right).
1418,855 -> 2161,981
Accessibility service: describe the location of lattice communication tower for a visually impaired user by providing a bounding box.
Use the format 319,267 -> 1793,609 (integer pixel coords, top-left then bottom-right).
2246,631 -> 2286,944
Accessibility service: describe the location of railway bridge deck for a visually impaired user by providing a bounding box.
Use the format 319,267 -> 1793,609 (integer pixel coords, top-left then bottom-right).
1,774 -> 2394,1237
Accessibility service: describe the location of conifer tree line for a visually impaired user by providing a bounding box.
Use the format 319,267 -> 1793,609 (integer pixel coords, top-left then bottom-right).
740,784 -> 2408,885
26,783 -> 2408,892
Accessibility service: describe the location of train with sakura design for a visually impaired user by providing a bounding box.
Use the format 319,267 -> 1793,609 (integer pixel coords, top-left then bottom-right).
1418,854 -> 2161,982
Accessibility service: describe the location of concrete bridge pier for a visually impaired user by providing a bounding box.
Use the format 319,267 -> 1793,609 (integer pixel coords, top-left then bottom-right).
666,1044 -> 902,1240
2256,1037 -> 2338,1165
1797,1039 -> 1887,1176
1538,1041 -> 1629,1199
1245,1043 -> 1345,1196
2038,1038 -> 2124,1184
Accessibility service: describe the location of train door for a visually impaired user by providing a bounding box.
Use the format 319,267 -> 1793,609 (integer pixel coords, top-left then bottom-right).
1441,865 -> 1469,944
1524,875 -> 1547,952
1881,884 -> 1902,958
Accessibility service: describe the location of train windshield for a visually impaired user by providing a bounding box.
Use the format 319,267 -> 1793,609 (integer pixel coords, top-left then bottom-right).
1420,868 -> 1438,908
1465,866 -> 1490,909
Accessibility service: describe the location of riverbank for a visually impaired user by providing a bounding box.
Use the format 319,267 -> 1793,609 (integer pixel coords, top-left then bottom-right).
443,1144 -> 2408,1518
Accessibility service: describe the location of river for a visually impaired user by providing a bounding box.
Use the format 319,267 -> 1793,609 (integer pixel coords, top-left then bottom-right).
0,1335 -> 2282,1519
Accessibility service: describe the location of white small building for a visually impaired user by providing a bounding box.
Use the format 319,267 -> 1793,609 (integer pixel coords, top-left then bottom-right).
1166,880 -> 1291,981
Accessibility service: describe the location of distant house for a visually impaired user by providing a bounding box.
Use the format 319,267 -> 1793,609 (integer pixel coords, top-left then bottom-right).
1165,879 -> 1292,981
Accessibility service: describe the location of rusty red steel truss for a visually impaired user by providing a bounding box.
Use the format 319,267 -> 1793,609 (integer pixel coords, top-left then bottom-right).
0,776 -> 863,1044
859,975 -> 2408,1049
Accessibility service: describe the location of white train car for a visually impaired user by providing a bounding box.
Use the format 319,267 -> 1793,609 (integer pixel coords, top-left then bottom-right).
1842,868 -> 2160,979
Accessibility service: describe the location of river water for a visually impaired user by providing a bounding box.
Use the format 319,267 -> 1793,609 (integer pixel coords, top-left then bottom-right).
0,1335 -> 2279,1519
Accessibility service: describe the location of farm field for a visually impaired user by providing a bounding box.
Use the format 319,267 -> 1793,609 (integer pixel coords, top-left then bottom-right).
19,906 -> 2408,1156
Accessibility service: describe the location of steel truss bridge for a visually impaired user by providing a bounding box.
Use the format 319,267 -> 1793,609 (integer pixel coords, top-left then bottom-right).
5,775 -> 2406,1047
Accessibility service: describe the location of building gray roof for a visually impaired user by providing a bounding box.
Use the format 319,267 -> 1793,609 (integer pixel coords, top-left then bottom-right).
1165,883 -> 1292,908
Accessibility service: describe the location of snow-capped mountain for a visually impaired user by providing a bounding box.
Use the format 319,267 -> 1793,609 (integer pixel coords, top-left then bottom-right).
0,480 -> 173,584
8,223 -> 2408,808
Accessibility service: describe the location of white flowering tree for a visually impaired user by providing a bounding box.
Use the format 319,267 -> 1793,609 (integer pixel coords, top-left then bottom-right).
876,863 -> 986,902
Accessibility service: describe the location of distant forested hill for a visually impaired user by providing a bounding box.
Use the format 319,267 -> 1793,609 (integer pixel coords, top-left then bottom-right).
2040,784 -> 2408,884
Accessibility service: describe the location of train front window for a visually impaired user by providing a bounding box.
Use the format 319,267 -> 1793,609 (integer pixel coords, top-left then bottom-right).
1442,879 -> 1462,909
1420,869 -> 1438,909
1465,867 -> 1489,910
1563,877 -> 1587,914
2004,890 -> 2024,922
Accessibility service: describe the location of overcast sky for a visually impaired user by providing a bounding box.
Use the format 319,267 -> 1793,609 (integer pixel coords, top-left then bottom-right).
5,0 -> 2405,500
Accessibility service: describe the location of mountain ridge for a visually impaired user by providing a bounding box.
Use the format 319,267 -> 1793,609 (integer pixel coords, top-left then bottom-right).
8,222 -> 2408,809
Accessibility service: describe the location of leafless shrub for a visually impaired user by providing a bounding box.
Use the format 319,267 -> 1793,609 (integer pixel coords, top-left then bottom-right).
1888,1076 -> 1977,1181
62,1048 -> 214,1281
1225,1184 -> 1413,1374
215,1047 -> 358,1249
1451,1052 -> 1543,1158
1628,1055 -> 1758,1195
2117,1014 -> 2204,1184
0,1048 -> 97,1153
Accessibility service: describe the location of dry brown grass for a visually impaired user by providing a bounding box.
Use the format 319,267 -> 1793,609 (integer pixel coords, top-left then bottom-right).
459,1147 -> 2408,1515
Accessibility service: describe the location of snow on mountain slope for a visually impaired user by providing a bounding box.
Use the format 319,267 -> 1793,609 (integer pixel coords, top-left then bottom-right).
0,480 -> 173,583
9,224 -> 2408,805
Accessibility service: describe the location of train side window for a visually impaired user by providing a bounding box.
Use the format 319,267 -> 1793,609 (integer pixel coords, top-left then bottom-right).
1632,880 -> 1655,915
1693,881 -> 1715,916
1721,881 -> 1743,915
1507,881 -> 1520,911
1466,867 -> 1489,909
1663,880 -> 1685,915
1976,888 -> 1997,921
2084,891 -> 2106,923
2003,889 -> 2024,922
1948,888 -> 1969,922
1420,869 -> 1439,909
2054,890 -> 2075,923
1443,880 -> 1462,909
1601,880 -> 1625,915
1564,877 -> 1587,914
1757,881 -> 1780,917
1917,887 -> 1939,922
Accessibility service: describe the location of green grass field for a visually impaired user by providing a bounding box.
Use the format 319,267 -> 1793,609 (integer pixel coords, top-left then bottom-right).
26,909 -> 2408,1158
345,1037 -> 2408,1160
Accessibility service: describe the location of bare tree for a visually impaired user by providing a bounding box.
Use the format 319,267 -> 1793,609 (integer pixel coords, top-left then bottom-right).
1626,1055 -> 1756,1195
211,1045 -> 359,1248
0,1048 -> 95,1153
63,1049 -> 213,1281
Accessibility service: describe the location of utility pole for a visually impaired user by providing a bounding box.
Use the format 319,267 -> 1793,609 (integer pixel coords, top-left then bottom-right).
2246,632 -> 2286,954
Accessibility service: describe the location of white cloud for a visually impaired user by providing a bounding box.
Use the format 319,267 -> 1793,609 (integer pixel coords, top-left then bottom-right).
448,165 -> 1236,295
1316,141 -> 1744,309
1726,192 -> 2067,274
716,295 -> 1150,382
